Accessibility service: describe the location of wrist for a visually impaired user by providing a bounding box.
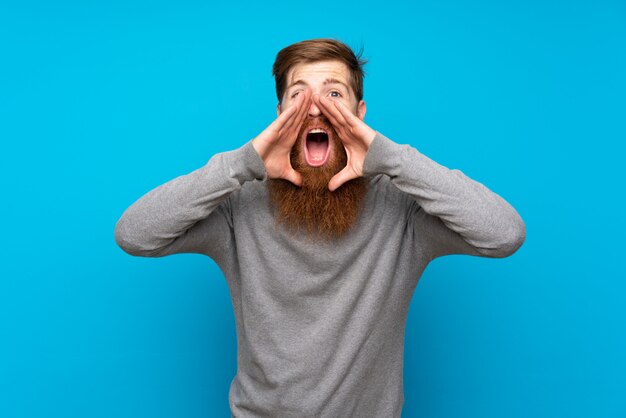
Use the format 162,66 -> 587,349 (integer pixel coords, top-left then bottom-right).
363,127 -> 377,148
251,136 -> 266,160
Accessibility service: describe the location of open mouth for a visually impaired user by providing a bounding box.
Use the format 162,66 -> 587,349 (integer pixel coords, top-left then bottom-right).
304,128 -> 331,167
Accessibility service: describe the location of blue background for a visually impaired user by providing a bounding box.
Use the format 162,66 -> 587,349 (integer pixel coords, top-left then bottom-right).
1,0 -> 625,417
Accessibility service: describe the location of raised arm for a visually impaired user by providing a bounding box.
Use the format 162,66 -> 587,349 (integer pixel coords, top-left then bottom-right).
315,94 -> 526,260
114,89 -> 313,259
363,132 -> 526,259
113,142 -> 265,258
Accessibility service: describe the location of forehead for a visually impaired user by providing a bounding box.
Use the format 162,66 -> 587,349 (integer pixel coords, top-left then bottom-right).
287,60 -> 351,85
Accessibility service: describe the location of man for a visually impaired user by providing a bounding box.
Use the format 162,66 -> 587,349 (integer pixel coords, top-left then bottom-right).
114,38 -> 526,417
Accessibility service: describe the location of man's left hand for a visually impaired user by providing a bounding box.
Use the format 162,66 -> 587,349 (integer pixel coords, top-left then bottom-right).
314,94 -> 377,191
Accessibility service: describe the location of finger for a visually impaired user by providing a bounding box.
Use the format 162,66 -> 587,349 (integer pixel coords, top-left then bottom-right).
280,92 -> 307,133
316,96 -> 352,147
333,99 -> 360,127
317,95 -> 347,128
328,166 -> 357,192
313,94 -> 337,124
268,98 -> 300,133
280,95 -> 310,150
291,89 -> 312,134
282,89 -> 312,140
284,167 -> 303,187
314,95 -> 341,128
326,97 -> 350,126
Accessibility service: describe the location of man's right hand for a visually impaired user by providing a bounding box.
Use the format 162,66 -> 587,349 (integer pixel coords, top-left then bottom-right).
252,88 -> 312,187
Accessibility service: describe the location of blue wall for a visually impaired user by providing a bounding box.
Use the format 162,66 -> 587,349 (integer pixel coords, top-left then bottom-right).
1,1 -> 624,417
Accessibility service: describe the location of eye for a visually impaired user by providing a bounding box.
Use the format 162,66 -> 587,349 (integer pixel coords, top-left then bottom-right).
329,91 -> 342,98
291,90 -> 301,99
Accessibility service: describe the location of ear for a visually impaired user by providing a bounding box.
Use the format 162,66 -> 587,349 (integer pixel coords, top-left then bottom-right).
276,102 -> 282,117
357,99 -> 367,121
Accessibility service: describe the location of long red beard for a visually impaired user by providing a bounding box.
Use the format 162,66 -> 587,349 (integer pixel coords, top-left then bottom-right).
267,117 -> 368,240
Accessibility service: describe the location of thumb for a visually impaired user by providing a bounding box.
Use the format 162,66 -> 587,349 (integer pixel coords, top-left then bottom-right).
328,167 -> 357,192
283,168 -> 303,187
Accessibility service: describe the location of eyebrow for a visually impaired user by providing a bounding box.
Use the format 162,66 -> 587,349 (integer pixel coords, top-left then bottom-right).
288,78 -> 350,92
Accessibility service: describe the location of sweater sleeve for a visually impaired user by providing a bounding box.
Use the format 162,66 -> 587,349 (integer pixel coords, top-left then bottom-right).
113,140 -> 266,259
362,131 -> 526,260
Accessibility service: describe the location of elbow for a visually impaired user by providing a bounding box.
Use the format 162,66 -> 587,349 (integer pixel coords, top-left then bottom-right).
114,219 -> 137,256
477,213 -> 526,259
491,215 -> 526,258
498,225 -> 525,258
114,218 -> 171,257
114,218 -> 151,257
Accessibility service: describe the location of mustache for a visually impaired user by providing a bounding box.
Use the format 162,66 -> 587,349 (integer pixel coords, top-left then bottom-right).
300,116 -> 333,131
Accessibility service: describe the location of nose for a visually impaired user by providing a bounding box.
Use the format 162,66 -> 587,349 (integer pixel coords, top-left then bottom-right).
308,98 -> 322,117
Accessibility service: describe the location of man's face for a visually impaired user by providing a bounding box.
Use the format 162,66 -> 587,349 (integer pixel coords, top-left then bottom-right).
277,60 -> 367,170
267,60 -> 369,239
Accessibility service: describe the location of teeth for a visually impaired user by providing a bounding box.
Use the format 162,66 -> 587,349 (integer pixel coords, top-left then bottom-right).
309,128 -> 327,134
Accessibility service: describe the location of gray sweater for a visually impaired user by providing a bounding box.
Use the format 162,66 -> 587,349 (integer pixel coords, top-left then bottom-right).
114,131 -> 526,417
